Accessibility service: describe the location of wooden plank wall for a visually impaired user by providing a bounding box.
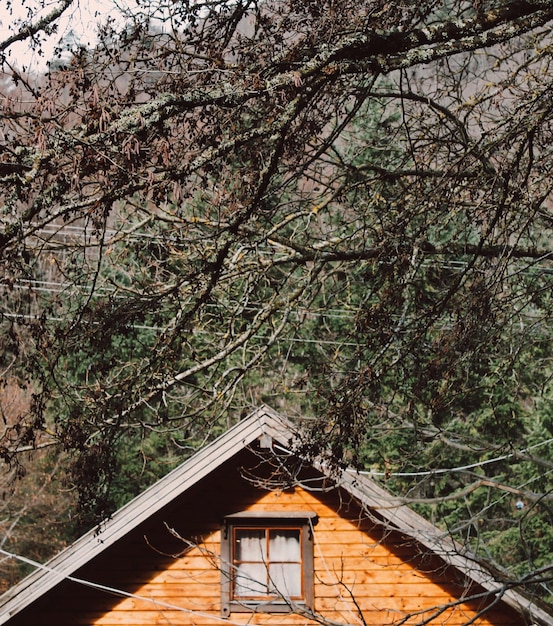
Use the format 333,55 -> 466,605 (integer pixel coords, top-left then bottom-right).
8,449 -> 525,625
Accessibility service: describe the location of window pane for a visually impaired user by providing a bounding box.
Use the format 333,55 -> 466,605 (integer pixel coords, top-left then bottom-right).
234,563 -> 267,598
269,529 -> 300,562
235,529 -> 266,562
231,526 -> 305,603
269,563 -> 302,598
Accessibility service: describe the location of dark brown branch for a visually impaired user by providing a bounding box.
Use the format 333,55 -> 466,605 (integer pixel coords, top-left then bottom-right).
0,0 -> 74,54
265,236 -> 553,265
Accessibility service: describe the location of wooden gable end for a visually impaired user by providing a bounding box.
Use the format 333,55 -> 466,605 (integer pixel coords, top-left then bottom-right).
6,446 -> 526,626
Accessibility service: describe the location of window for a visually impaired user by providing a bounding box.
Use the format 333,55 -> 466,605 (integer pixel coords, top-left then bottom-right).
221,512 -> 317,615
233,527 -> 302,599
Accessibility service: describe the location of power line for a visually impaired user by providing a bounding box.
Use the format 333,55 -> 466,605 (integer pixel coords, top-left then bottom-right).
5,275 -> 553,326
272,439 -> 553,481
353,436 -> 553,478
0,312 -> 362,347
0,547 -> 257,626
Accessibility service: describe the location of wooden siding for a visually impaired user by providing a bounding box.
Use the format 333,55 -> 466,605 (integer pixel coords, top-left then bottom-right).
7,449 -> 525,626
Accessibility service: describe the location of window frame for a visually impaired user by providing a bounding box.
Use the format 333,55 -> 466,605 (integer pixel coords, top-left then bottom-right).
220,512 -> 317,616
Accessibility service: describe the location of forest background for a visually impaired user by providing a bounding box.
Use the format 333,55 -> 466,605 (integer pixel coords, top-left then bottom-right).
1,1 -> 553,621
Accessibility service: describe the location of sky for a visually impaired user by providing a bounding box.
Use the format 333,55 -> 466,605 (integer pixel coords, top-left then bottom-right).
0,0 -> 134,71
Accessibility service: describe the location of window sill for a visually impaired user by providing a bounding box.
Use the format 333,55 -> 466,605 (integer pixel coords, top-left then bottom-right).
225,600 -> 308,614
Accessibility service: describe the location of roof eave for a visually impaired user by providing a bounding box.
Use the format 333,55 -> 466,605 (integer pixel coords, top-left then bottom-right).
0,405 -> 294,623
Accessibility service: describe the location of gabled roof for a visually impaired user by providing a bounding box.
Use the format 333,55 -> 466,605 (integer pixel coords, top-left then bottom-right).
0,405 -> 551,625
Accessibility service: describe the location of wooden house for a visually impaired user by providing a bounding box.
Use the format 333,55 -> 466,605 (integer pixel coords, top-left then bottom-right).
0,405 -> 551,625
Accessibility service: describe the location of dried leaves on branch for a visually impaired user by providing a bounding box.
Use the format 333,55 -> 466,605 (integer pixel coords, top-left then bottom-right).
2,0 -> 553,589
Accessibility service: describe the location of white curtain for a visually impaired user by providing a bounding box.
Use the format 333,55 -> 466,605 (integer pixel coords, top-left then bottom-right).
269,529 -> 301,598
233,528 -> 302,599
234,530 -> 266,597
